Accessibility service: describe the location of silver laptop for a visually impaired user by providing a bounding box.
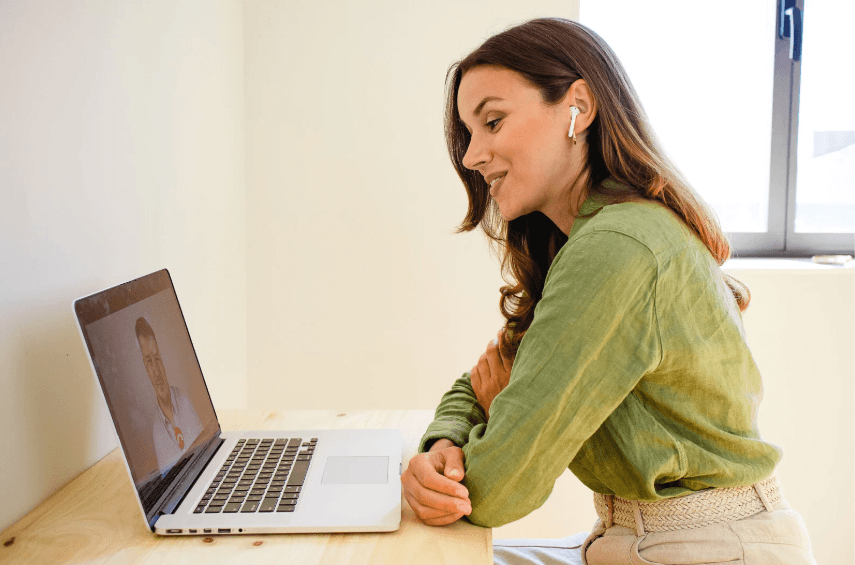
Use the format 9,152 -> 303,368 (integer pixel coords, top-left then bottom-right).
73,269 -> 402,535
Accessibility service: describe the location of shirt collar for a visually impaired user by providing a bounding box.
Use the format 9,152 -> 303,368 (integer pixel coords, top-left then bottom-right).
156,386 -> 180,437
567,178 -> 636,240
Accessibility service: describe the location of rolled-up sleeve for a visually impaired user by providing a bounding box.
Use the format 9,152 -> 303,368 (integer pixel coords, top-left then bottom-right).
460,230 -> 663,528
418,372 -> 488,453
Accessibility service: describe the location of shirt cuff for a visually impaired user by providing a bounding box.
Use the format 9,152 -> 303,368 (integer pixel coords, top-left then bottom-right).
418,424 -> 470,453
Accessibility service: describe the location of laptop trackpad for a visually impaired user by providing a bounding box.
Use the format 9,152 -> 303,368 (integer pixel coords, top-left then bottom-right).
321,456 -> 389,484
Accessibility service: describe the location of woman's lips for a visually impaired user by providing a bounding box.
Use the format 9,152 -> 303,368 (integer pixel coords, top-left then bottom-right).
489,174 -> 506,197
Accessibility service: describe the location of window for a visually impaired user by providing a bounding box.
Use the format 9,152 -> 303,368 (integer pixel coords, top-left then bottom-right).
581,0 -> 853,256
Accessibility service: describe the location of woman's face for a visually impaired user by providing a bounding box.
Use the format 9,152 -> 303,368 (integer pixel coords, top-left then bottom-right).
457,66 -> 585,234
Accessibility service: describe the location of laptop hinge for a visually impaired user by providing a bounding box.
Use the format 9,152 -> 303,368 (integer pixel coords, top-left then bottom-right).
147,433 -> 224,529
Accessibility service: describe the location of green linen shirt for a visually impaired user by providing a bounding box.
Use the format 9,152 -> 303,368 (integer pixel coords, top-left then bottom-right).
418,188 -> 782,529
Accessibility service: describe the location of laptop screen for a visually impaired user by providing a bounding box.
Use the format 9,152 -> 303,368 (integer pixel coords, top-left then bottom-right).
75,269 -> 219,520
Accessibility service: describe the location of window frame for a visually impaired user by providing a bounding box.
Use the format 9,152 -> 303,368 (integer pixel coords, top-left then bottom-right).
730,0 -> 854,257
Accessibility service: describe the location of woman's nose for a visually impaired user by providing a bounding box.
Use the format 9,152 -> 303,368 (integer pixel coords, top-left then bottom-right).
462,135 -> 488,171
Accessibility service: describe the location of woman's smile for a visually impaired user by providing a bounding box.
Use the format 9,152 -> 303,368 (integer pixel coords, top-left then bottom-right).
489,173 -> 506,197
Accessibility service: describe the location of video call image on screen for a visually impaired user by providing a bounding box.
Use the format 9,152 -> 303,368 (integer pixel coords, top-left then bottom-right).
84,286 -> 217,488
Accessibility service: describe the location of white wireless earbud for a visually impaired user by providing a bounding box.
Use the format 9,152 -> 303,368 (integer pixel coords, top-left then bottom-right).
568,106 -> 581,144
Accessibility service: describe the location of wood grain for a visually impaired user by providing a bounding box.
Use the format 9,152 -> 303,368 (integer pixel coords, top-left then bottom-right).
0,409 -> 492,565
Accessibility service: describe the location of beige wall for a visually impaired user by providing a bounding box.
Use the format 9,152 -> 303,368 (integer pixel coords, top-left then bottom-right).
723,262 -> 853,565
244,0 -> 580,414
0,1 -> 247,532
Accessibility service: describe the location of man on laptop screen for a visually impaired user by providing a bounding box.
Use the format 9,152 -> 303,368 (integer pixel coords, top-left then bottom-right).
135,316 -> 203,473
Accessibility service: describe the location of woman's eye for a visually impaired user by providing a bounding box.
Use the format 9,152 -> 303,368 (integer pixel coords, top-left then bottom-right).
487,118 -> 501,130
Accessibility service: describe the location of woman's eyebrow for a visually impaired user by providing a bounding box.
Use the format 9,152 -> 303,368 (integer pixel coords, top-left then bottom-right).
473,96 -> 504,117
461,96 -> 505,129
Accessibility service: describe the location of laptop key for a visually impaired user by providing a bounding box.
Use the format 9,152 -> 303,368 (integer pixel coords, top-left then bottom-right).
194,505 -> 206,513
276,505 -> 295,512
205,506 -> 223,513
223,502 -> 242,513
259,498 -> 278,512
287,461 -> 310,486
241,501 -> 260,512
284,486 -> 301,493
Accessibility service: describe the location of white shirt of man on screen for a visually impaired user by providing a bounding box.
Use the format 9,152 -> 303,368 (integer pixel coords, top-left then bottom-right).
135,317 -> 203,473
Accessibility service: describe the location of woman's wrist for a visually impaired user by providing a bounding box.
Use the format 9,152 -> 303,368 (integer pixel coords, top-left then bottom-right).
429,438 -> 456,452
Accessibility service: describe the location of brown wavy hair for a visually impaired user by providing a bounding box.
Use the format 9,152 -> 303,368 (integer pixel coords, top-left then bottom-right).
444,17 -> 750,357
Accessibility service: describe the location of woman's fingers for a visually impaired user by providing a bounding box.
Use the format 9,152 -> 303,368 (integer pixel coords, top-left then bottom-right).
469,364 -> 481,404
404,491 -> 465,525
411,454 -> 470,499
484,342 -> 505,384
423,512 -> 466,527
477,353 -> 490,384
401,454 -> 471,526
491,331 -> 514,373
409,477 -> 471,514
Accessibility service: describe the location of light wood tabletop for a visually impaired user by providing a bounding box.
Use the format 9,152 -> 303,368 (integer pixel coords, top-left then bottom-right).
0,409 -> 492,565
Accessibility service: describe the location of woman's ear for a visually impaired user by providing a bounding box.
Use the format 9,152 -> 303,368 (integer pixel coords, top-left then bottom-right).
566,79 -> 597,136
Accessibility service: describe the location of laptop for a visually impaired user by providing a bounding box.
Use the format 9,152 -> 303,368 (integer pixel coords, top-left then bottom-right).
73,268 -> 402,535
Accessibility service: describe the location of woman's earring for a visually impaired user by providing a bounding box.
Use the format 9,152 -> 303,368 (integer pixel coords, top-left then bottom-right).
568,106 -> 581,145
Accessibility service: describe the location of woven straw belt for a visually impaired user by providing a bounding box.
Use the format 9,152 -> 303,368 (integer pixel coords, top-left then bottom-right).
593,475 -> 782,534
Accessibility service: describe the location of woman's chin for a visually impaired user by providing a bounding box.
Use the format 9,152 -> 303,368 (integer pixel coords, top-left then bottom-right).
497,206 -> 520,222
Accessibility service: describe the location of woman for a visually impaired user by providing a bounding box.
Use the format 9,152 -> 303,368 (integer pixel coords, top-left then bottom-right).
399,17 -> 817,565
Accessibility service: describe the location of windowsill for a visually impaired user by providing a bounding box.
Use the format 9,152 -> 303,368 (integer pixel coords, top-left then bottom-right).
723,257 -> 854,271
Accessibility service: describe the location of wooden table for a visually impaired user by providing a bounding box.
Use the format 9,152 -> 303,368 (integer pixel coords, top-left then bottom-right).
0,409 -> 492,564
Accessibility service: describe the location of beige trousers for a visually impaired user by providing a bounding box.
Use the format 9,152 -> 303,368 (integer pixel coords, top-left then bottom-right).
493,497 -> 816,565
581,497 -> 817,565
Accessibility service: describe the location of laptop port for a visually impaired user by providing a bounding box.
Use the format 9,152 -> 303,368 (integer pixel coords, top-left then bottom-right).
189,529 -> 197,533
166,529 -> 182,534
203,529 -> 212,533
218,528 -> 231,534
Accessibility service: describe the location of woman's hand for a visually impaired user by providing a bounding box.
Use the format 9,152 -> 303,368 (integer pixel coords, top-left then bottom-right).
470,329 -> 514,420
401,440 -> 472,526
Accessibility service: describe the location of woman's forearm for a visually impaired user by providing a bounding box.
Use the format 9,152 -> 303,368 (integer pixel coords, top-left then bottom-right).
417,372 -> 488,453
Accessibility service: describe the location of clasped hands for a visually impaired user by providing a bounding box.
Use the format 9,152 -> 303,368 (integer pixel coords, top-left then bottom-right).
401,329 -> 515,526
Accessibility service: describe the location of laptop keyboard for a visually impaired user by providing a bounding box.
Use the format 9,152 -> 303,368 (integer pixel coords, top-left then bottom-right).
194,437 -> 317,514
